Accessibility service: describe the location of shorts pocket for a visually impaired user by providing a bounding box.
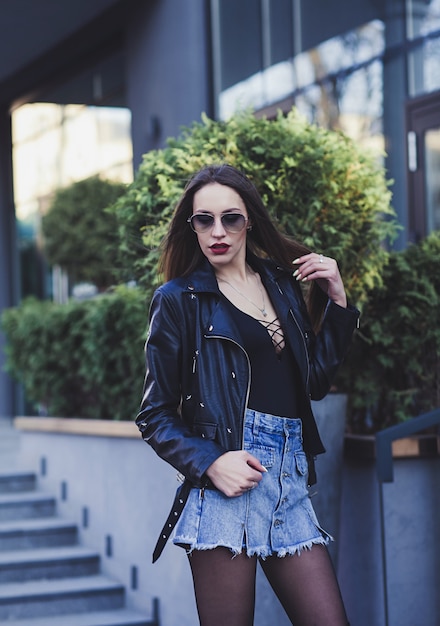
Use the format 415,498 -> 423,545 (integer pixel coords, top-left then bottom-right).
294,451 -> 308,476
243,444 -> 275,469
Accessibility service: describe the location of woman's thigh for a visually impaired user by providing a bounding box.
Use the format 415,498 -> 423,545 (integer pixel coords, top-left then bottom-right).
260,544 -> 348,626
188,548 -> 258,626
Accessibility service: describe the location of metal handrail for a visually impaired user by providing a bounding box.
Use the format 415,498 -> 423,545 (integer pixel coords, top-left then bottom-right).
375,407 -> 440,626
376,407 -> 440,483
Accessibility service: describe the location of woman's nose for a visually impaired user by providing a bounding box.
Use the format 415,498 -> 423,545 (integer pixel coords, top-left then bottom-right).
211,216 -> 226,236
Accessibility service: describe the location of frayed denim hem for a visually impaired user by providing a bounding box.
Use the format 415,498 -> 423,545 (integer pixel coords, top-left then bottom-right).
175,539 -> 242,558
175,534 -> 332,560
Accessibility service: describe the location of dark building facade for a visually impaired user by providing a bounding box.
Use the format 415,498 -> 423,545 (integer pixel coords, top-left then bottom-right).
1,0 -> 439,415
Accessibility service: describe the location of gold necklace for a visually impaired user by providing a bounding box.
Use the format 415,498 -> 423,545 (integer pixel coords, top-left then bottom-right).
217,274 -> 268,317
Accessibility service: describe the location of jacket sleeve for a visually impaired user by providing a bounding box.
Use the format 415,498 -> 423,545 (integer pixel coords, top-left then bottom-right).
308,298 -> 360,401
135,287 -> 226,486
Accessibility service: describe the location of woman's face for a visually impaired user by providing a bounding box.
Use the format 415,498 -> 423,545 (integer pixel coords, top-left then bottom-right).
191,182 -> 250,272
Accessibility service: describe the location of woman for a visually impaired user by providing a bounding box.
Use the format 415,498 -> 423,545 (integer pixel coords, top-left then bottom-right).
136,164 -> 359,625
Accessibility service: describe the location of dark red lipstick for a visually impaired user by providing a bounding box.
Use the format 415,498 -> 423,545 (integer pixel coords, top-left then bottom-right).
210,243 -> 230,255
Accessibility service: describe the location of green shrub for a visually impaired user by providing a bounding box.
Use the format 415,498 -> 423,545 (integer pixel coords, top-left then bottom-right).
1,286 -> 147,420
112,109 -> 398,306
340,230 -> 440,432
42,176 -> 127,290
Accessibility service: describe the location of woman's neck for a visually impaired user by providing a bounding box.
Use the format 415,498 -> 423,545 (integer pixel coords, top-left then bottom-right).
214,263 -> 255,285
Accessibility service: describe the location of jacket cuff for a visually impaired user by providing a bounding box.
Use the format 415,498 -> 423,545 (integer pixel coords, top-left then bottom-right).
325,299 -> 360,328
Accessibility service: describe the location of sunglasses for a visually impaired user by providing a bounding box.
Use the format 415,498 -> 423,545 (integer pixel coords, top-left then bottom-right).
187,213 -> 249,233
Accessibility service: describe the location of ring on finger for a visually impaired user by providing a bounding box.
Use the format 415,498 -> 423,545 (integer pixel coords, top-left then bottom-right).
319,254 -> 324,263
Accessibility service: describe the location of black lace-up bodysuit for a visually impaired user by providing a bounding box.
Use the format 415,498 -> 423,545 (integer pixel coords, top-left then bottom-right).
221,295 -> 301,418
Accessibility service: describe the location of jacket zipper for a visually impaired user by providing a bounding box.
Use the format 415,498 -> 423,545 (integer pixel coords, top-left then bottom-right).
205,334 -> 251,450
275,282 -> 311,393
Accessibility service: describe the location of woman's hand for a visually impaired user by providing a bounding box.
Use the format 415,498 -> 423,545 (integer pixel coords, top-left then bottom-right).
205,450 -> 267,497
293,253 -> 347,308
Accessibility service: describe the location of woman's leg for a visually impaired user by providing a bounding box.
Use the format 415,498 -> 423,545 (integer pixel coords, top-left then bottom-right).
259,544 -> 349,626
188,547 -> 258,626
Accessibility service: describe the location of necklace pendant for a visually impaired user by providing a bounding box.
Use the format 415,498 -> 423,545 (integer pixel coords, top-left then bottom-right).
262,309 -> 268,317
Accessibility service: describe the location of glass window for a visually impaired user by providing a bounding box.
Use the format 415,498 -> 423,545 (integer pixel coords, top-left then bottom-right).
12,103 -> 133,299
409,36 -> 440,96
219,0 -> 263,91
294,20 -> 384,88
295,59 -> 384,156
12,103 -> 132,221
425,127 -> 440,232
407,0 -> 440,38
269,0 -> 293,64
218,15 -> 384,156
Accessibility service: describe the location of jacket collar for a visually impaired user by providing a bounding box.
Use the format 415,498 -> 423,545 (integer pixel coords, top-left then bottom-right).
182,254 -> 290,295
182,254 -> 309,389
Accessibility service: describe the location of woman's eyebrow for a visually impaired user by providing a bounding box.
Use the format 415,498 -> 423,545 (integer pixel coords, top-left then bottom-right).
193,208 -> 243,214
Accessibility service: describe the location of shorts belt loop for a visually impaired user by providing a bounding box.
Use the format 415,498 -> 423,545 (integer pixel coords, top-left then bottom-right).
252,411 -> 260,436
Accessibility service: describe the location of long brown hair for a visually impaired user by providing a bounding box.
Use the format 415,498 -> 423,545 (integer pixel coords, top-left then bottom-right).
159,164 -> 327,330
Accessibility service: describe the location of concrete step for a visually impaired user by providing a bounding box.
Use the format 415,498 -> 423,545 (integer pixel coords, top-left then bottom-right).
0,575 -> 125,620
2,607 -> 155,626
0,471 -> 158,625
0,517 -> 78,551
0,545 -> 100,583
0,471 -> 36,494
0,491 -> 56,521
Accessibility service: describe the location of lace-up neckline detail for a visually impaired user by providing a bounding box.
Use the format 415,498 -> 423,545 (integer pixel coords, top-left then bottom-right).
259,317 -> 285,355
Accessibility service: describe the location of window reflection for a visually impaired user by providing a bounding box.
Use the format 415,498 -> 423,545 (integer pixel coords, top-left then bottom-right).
219,19 -> 384,155
295,60 -> 383,156
407,0 -> 440,38
294,20 -> 383,85
417,38 -> 440,94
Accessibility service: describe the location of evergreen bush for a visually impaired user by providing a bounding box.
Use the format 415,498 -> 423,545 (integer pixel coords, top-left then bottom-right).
112,109 -> 398,307
1,287 -> 147,420
42,176 -> 127,290
340,230 -> 440,432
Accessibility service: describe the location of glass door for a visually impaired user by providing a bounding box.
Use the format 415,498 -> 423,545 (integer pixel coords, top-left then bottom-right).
406,90 -> 440,241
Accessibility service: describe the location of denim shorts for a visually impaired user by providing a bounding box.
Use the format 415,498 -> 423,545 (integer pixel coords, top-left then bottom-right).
173,408 -> 332,558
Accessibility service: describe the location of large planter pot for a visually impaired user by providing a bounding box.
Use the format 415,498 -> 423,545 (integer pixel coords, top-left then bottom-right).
310,393 -> 348,566
344,431 -> 440,461
337,430 -> 440,626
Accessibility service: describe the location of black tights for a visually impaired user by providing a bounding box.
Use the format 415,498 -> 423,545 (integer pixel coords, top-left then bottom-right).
188,545 -> 349,626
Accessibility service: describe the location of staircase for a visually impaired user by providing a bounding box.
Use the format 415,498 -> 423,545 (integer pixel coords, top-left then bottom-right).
0,471 -> 159,625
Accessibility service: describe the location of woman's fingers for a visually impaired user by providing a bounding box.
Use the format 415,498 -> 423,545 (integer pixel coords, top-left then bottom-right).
293,253 -> 347,308
206,451 -> 266,497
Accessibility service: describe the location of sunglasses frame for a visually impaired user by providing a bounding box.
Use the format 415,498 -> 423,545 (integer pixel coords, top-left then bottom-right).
187,213 -> 249,233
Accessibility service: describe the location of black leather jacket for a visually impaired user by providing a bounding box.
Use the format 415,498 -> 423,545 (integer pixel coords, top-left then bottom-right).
136,256 -> 359,489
